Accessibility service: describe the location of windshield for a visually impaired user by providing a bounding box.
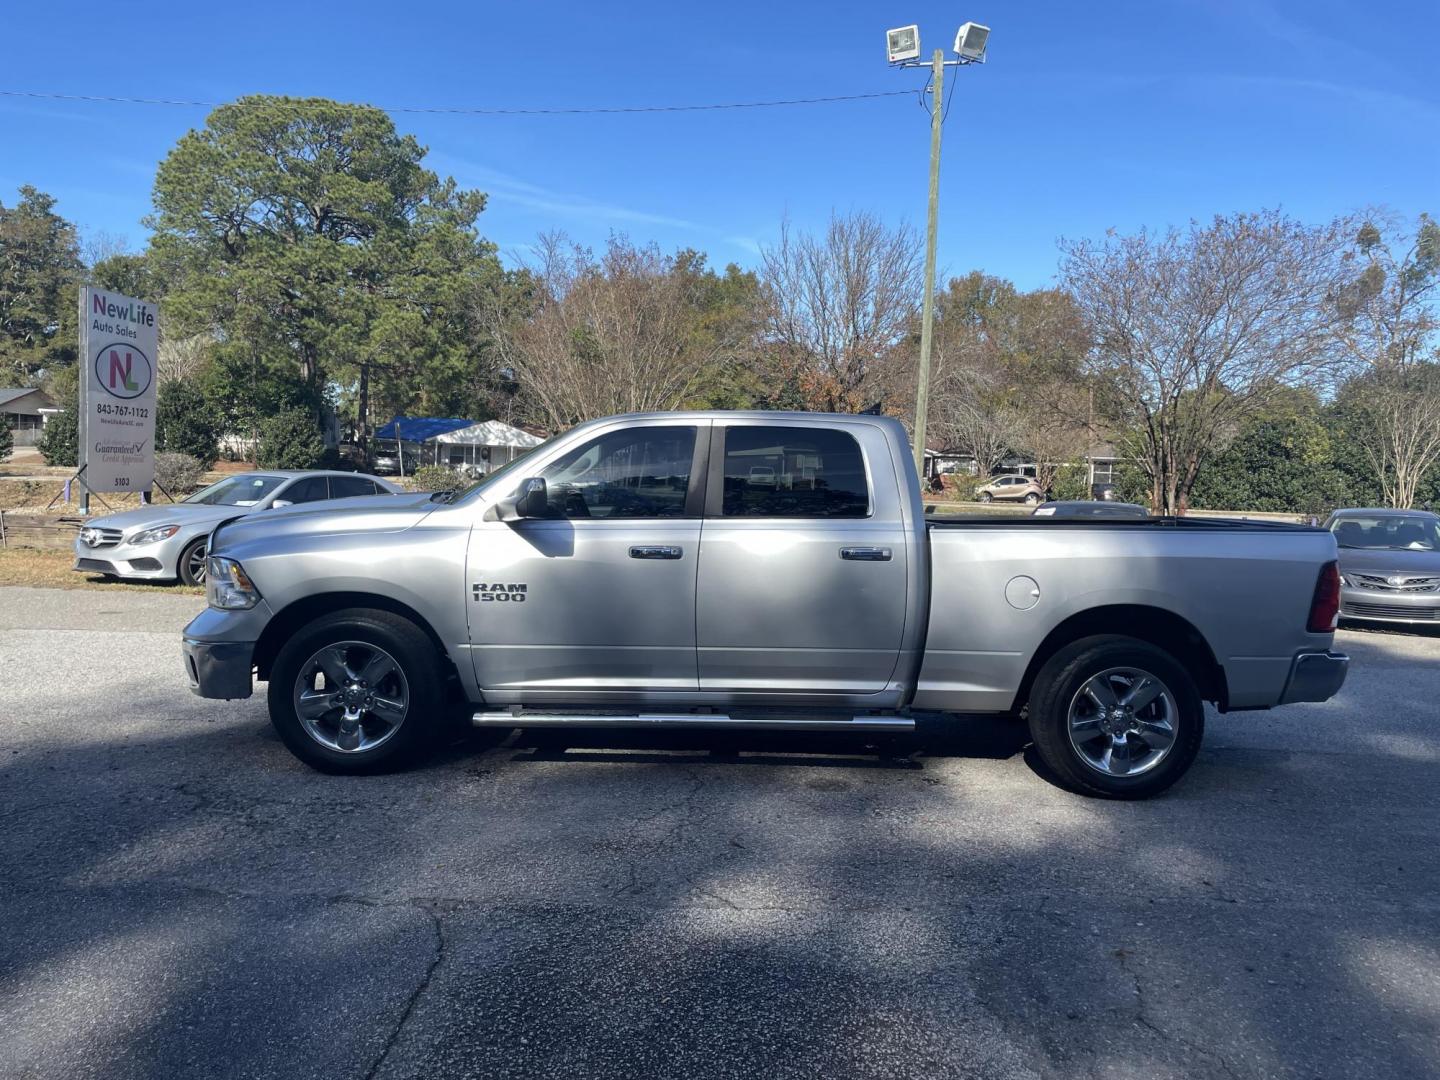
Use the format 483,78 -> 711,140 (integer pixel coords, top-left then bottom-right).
440,437 -> 560,503
1331,515 -> 1440,551
184,474 -> 287,507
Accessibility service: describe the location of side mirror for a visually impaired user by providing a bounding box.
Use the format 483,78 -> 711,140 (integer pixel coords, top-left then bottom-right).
270,499 -> 294,509
496,477 -> 547,522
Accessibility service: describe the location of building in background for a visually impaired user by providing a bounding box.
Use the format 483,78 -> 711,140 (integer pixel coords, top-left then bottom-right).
375,416 -> 545,476
0,388 -> 55,446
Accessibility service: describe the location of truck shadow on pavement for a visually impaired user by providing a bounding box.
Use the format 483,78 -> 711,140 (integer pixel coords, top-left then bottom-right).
2,666 -> 1439,1080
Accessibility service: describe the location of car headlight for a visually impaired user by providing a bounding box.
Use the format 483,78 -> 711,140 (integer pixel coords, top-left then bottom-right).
131,524 -> 180,545
206,556 -> 261,610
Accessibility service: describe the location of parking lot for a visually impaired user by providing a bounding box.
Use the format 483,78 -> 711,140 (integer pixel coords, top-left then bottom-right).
1,584 -> 1437,1080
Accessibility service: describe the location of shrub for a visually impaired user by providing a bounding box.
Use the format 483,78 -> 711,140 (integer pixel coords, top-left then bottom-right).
156,381 -> 220,467
408,465 -> 467,493
0,416 -> 11,462
256,409 -> 327,470
943,473 -> 984,501
38,406 -> 78,467
153,451 -> 204,496
1050,463 -> 1090,502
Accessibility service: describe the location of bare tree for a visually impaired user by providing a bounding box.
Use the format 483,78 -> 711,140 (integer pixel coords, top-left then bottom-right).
1062,211 -> 1353,514
156,332 -> 212,385
759,211 -> 922,412
1341,364 -> 1440,509
1332,215 -> 1440,506
484,233 -> 751,432
1335,213 -> 1440,371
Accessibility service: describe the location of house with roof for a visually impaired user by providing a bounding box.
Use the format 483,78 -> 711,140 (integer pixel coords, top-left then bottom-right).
374,416 -> 545,475
0,388 -> 56,446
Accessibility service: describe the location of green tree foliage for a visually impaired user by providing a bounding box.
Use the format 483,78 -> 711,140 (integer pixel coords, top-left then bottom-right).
156,380 -> 220,467
0,416 -> 12,462
0,186 -> 82,385
38,403 -> 78,466
256,408 -> 327,470
147,95 -> 503,442
1189,389 -> 1352,515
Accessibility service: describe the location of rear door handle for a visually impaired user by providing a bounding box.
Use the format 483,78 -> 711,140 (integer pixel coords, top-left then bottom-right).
630,545 -> 683,560
840,546 -> 892,562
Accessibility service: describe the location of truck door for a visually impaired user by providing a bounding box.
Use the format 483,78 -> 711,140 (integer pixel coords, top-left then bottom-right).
466,419 -> 707,699
695,420 -> 909,696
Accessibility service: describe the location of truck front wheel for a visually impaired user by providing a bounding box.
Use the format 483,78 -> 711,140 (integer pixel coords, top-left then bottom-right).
267,608 -> 446,774
1026,635 -> 1204,799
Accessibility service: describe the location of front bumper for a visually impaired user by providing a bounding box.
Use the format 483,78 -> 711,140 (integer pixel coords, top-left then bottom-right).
73,533 -> 188,581
183,636 -> 256,700
1279,650 -> 1349,704
1339,586 -> 1440,625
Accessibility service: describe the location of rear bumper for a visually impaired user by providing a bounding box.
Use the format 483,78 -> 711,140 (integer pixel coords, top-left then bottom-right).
1279,650 -> 1349,704
182,636 -> 255,700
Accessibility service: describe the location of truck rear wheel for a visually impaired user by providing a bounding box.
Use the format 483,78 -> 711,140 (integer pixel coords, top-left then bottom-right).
1026,635 -> 1203,799
267,608 -> 446,774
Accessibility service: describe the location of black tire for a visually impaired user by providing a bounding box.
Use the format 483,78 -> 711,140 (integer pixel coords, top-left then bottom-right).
1026,634 -> 1204,799
1024,492 -> 1041,505
177,537 -> 208,587
267,608 -> 447,774
979,491 -> 993,503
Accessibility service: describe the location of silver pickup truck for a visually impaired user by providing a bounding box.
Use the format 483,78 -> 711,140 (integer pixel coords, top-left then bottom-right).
182,411 -> 1348,798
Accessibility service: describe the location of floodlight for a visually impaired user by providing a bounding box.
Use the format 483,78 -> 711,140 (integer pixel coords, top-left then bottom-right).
953,22 -> 989,60
886,24 -> 920,63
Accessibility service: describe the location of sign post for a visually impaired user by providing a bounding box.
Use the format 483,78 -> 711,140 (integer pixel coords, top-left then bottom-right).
77,287 -> 158,514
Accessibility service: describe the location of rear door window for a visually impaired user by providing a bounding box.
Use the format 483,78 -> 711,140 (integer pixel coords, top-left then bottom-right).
719,426 -> 869,518
329,475 -> 378,499
281,476 -> 330,504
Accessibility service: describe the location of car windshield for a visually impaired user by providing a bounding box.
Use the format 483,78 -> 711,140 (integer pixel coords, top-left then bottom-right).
1331,515 -> 1440,551
183,474 -> 287,507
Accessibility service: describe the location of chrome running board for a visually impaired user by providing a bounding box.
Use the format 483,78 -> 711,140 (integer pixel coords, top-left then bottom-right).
471,710 -> 914,733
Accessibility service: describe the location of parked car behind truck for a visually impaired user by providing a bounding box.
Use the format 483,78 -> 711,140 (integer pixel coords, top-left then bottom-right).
1325,507 -> 1440,625
183,411 -> 1348,799
74,470 -> 402,585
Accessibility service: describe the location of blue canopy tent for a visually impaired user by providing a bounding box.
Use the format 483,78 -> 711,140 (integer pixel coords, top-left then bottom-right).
375,416 -> 544,475
374,417 -> 476,472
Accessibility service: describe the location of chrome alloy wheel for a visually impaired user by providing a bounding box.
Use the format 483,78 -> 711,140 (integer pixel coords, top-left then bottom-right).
293,641 -> 410,754
1066,666 -> 1178,777
186,542 -> 208,584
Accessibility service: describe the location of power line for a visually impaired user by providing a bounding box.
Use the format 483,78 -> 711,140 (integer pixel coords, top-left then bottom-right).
0,87 -> 914,115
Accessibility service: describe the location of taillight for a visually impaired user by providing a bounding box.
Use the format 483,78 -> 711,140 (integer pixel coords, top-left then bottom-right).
1307,560 -> 1341,633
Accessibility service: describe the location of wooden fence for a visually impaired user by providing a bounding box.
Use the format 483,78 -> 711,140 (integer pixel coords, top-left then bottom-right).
0,512 -> 82,551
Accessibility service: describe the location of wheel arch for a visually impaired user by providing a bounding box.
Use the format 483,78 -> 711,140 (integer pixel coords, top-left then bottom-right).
1013,604 -> 1228,712
253,592 -> 463,698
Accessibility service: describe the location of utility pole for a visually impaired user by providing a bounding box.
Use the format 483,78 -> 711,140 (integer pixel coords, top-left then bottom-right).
911,47 -> 945,476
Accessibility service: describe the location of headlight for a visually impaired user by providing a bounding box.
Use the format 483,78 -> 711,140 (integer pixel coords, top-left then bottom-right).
207,556 -> 261,610
131,524 -> 180,545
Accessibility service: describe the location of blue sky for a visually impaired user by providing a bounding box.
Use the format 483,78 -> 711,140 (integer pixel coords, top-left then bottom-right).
2,0 -> 1436,289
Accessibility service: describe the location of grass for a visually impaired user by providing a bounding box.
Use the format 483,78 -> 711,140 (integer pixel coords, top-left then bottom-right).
0,547 -> 204,594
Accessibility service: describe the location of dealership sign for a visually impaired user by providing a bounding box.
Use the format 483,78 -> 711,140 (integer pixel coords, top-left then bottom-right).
79,286 -> 159,492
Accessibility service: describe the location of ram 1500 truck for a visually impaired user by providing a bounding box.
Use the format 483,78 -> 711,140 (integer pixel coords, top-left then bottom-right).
182,411 -> 1349,798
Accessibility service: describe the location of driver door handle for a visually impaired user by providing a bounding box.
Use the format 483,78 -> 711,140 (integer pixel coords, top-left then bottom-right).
840,546 -> 892,562
630,545 -> 683,560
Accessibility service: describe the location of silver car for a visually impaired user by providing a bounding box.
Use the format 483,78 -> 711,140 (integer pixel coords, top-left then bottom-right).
1325,508 -> 1440,626
74,470 -> 402,585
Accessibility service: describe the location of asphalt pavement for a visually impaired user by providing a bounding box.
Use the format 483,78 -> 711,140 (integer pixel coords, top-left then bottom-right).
1,585 -> 1437,1079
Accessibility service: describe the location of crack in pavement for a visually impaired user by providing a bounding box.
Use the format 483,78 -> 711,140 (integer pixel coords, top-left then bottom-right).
363,907 -> 446,1080
1113,946 -> 1241,1080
